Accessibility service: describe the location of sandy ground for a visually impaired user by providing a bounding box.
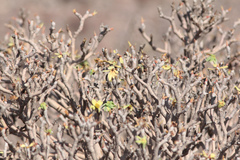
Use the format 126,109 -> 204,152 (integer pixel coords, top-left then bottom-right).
0,0 -> 240,55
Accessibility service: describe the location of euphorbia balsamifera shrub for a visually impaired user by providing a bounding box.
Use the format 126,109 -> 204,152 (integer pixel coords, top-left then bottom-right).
0,0 -> 240,159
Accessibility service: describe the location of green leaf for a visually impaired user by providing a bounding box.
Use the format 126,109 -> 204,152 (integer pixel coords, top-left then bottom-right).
79,60 -> 89,69
89,69 -> 95,75
206,54 -> 217,64
39,102 -> 47,110
103,101 -> 116,111
45,129 -> 53,135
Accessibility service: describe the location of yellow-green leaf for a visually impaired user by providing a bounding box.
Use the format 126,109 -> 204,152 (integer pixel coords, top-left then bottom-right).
119,57 -> 123,64
39,23 -> 44,28
123,104 -> 133,111
63,123 -> 68,129
173,69 -> 181,78
234,86 -> 240,92
162,65 -> 171,70
54,53 -> 62,58
8,37 -> 14,47
108,66 -> 115,70
210,153 -> 215,159
92,10 -> 97,16
128,41 -> 132,47
207,67 -> 215,70
63,52 -> 70,56
202,150 -> 208,158
28,142 -> 36,148
91,99 -> 103,112
20,142 -> 36,148
108,70 -> 118,81
220,65 -> 228,69
136,136 -> 147,148
218,100 -> 225,108
20,144 -> 27,148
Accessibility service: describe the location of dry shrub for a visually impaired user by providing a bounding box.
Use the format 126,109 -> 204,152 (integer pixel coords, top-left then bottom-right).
0,0 -> 240,159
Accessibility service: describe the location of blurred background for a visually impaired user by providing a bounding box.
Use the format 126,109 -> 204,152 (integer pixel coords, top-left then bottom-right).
0,0 -> 240,55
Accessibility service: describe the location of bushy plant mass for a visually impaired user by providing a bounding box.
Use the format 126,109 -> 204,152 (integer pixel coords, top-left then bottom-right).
1,0 -> 240,159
